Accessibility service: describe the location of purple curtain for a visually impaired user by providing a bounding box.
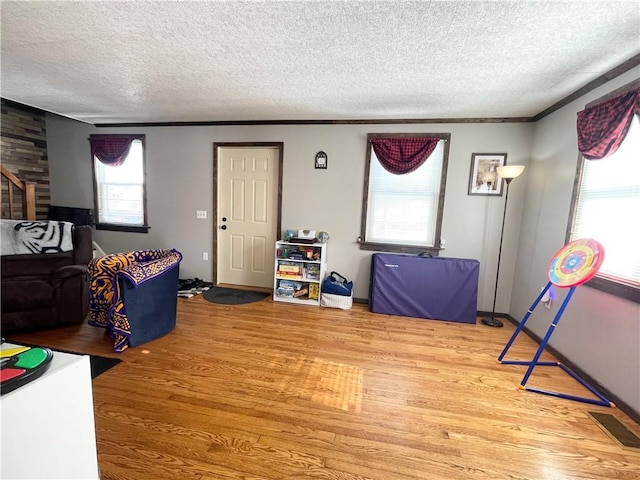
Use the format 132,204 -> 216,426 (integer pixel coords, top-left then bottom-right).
577,87 -> 639,160
89,135 -> 137,166
371,137 -> 440,174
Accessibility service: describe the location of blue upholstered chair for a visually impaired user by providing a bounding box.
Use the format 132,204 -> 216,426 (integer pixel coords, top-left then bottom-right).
88,249 -> 182,352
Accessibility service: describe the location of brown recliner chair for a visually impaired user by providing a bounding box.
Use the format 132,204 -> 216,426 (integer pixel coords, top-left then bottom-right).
1,224 -> 93,333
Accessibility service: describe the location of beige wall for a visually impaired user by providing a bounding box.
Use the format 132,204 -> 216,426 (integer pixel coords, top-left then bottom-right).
46,118 -> 532,313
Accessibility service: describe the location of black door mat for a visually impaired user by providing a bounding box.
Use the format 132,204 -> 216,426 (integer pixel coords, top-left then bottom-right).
587,411 -> 640,450
203,287 -> 270,305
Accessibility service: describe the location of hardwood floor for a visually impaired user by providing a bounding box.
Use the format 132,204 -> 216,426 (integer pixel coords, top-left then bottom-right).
7,297 -> 639,480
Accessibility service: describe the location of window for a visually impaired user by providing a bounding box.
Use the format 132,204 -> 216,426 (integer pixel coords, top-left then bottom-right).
360,133 -> 450,254
91,134 -> 148,233
568,114 -> 639,303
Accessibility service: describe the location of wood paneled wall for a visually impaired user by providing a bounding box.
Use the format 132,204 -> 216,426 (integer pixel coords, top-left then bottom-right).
1,99 -> 50,219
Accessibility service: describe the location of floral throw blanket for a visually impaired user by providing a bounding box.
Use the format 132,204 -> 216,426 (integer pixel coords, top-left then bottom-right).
1,220 -> 74,255
88,249 -> 182,352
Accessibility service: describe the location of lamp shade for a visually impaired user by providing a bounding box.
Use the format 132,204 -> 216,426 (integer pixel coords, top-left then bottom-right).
496,165 -> 525,179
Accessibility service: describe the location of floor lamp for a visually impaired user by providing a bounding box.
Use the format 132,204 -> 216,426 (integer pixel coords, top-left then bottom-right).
481,165 -> 525,328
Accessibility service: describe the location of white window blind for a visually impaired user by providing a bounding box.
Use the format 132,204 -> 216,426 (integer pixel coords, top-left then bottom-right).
366,141 -> 444,246
94,139 -> 145,226
571,116 -> 640,287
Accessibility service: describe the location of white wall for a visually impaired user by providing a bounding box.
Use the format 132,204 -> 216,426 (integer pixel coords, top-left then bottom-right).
510,67 -> 640,415
46,118 -> 532,313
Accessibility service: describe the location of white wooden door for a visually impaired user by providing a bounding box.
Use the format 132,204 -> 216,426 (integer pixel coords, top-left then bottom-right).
217,146 -> 279,288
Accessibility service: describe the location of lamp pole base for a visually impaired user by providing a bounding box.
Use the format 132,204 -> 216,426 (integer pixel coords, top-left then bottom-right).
481,317 -> 504,328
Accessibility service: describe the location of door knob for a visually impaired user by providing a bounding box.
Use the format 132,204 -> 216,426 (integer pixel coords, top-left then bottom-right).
221,225 -> 227,230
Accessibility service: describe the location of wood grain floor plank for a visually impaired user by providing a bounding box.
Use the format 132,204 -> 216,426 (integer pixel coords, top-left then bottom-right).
6,297 -> 638,479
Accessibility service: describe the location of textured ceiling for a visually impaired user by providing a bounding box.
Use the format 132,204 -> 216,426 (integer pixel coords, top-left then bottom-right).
1,0 -> 639,124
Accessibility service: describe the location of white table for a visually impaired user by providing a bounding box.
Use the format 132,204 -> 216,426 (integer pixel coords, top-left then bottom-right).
1,343 -> 100,479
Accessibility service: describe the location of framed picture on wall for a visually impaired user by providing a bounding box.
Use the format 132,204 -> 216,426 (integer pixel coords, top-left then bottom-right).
468,153 -> 508,196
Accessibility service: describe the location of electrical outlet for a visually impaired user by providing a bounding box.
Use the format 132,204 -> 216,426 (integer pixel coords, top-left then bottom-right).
540,286 -> 550,303
196,210 -> 207,219
541,285 -> 553,309
202,252 -> 208,261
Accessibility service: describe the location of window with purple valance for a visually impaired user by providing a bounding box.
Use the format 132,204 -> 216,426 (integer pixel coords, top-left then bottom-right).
576,87 -> 639,160
89,135 -> 138,166
370,137 -> 441,174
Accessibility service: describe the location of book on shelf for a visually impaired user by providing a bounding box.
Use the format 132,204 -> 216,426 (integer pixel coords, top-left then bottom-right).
277,273 -> 303,279
278,264 -> 301,273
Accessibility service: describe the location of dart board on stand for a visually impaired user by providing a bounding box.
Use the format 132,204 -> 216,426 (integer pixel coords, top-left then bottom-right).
547,238 -> 605,288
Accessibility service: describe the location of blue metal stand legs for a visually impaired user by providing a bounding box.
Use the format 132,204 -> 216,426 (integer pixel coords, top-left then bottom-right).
497,282 -> 614,407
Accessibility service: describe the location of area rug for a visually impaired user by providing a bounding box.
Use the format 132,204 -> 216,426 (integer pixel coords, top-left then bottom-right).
47,347 -> 122,378
203,287 -> 271,305
89,355 -> 122,378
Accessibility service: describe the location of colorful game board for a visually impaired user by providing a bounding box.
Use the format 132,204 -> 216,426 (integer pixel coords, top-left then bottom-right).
0,345 -> 54,395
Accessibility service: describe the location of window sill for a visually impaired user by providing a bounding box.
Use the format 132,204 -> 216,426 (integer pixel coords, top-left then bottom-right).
358,241 -> 442,256
585,275 -> 640,304
95,223 -> 150,234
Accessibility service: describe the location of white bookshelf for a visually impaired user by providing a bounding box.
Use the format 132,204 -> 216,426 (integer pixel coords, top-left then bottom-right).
273,241 -> 327,306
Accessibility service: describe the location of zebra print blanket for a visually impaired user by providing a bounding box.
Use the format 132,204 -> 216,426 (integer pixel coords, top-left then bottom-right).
1,220 -> 74,255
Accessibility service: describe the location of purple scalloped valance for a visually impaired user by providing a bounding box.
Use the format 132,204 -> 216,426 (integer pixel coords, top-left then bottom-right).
577,87 -> 639,160
89,135 -> 137,166
371,137 -> 440,174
